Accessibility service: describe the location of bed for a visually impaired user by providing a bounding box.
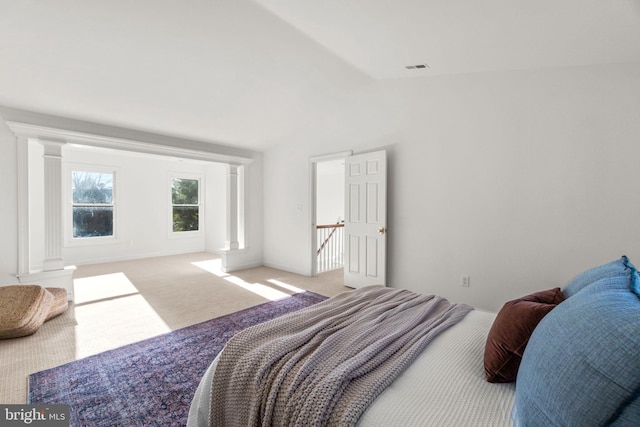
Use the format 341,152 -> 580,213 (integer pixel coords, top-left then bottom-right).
188,256 -> 640,427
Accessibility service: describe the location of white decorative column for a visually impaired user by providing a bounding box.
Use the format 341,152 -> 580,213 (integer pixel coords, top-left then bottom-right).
221,163 -> 250,272
16,136 -> 30,276
225,163 -> 240,251
15,138 -> 75,300
42,140 -> 65,271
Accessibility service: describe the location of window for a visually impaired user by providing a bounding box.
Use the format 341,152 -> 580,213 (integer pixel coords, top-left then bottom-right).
171,177 -> 200,232
71,170 -> 114,238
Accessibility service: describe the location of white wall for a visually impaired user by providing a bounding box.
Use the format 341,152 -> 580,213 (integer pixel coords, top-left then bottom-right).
263,63 -> 640,311
316,159 -> 344,225
0,121 -> 18,285
205,162 -> 227,254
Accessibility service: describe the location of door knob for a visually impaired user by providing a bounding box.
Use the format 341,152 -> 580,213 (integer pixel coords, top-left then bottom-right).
378,227 -> 386,235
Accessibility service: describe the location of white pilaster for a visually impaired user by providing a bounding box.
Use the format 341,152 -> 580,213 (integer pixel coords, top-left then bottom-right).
15,137 -> 75,301
16,136 -> 30,276
225,164 -> 240,251
41,140 -> 66,271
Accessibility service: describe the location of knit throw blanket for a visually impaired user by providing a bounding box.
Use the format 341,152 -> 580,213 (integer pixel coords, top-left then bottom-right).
209,286 -> 473,427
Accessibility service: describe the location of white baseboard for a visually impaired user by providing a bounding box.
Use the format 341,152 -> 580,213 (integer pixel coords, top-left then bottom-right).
69,248 -> 212,266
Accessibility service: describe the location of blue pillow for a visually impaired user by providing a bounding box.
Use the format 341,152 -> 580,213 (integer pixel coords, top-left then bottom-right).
562,256 -> 634,298
513,264 -> 640,426
632,267 -> 640,298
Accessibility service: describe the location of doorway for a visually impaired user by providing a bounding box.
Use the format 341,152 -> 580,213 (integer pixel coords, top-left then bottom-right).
309,149 -> 388,286
310,151 -> 351,276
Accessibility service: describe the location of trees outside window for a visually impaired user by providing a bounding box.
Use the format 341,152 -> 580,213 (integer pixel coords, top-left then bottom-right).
171,178 -> 200,232
72,171 -> 114,238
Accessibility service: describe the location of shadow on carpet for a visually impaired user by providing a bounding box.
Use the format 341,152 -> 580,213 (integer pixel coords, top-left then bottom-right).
28,291 -> 327,426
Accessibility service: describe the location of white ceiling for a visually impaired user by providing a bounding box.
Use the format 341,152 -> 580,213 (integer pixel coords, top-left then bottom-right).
1,0 -> 639,151
255,0 -> 640,79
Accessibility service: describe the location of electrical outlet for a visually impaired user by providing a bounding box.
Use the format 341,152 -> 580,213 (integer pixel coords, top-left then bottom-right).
461,275 -> 471,287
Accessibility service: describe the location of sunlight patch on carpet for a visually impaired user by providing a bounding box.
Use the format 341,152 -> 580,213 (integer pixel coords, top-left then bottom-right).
193,258 -> 293,301
73,272 -> 170,358
268,279 -> 305,293
74,272 -> 138,304
224,276 -> 290,300
191,259 -> 229,277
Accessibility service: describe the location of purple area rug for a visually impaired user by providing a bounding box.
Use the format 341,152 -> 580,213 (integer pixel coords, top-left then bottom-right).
28,291 -> 327,426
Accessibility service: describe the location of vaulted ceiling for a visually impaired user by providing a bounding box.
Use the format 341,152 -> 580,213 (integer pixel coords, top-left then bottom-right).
1,0 -> 639,151
255,0 -> 640,79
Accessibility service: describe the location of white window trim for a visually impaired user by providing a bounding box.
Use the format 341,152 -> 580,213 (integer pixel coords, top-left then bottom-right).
64,163 -> 121,247
168,172 -> 204,239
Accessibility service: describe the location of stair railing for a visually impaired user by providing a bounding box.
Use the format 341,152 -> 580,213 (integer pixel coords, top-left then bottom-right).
316,222 -> 344,273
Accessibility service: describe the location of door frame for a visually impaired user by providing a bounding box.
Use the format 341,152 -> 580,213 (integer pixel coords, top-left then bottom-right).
309,150 -> 352,276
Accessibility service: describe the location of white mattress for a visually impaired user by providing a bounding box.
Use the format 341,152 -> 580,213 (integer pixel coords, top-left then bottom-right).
188,309 -> 515,427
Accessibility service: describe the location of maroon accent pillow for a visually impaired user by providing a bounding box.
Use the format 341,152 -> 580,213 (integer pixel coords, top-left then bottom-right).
483,288 -> 564,383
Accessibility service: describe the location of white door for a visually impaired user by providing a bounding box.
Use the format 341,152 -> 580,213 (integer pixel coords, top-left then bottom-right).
344,150 -> 387,288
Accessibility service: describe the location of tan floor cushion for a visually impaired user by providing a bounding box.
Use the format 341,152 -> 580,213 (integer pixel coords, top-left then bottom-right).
0,285 -> 53,339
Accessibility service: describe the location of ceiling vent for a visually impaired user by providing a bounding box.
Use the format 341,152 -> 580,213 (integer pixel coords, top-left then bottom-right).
405,63 -> 430,70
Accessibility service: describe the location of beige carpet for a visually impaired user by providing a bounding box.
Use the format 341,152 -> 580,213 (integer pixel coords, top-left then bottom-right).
0,252 -> 348,404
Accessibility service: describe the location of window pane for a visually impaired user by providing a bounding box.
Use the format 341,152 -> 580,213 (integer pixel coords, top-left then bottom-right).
173,206 -> 199,232
72,171 -> 113,204
73,207 -> 114,238
172,178 -> 199,205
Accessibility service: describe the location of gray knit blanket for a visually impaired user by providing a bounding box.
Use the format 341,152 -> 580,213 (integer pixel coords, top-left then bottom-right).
209,286 -> 473,427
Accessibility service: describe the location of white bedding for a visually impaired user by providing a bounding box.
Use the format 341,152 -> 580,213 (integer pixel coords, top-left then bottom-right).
187,309 -> 515,427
